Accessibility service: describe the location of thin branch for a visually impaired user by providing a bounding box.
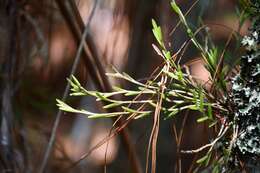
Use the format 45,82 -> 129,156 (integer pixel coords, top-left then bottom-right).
181,122 -> 229,154
169,0 -> 200,36
51,1 -> 143,172
210,30 -> 234,92
146,63 -> 169,173
38,1 -> 98,173
66,104 -> 146,171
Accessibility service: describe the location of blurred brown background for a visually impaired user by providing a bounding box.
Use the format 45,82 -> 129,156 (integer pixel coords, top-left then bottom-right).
0,0 -> 247,173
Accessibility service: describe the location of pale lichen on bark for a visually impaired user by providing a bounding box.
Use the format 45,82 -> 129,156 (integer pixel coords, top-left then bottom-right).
231,0 -> 260,167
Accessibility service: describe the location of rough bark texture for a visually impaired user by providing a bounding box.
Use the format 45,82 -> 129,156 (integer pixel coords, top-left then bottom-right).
231,0 -> 260,170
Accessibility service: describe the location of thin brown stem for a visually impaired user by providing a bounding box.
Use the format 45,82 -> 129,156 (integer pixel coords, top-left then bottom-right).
38,1 -> 99,173
210,31 -> 234,93
169,0 -> 200,36
39,1 -> 142,173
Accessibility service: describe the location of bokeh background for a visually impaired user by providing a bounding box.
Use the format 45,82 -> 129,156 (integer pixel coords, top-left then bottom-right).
0,0 -> 248,172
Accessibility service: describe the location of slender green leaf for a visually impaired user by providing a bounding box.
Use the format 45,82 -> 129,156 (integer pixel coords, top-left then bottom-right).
197,116 -> 209,123
196,155 -> 209,164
